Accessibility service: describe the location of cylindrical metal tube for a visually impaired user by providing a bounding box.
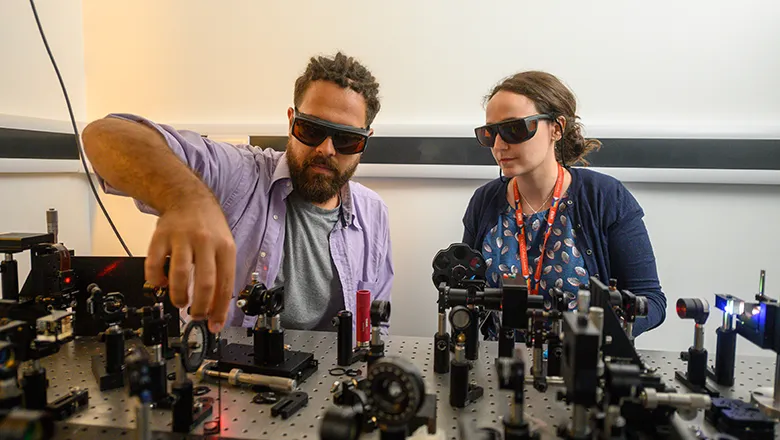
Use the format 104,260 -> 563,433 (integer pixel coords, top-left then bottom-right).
449,360 -> 469,408
547,335 -> 562,377
136,401 -> 153,440
577,291 -> 591,314
511,395 -> 523,425
233,370 -> 296,391
433,332 -> 450,374
152,344 -> 163,363
371,327 -> 381,346
148,362 -> 167,403
454,340 -> 465,364
589,307 -> 605,376
714,327 -> 736,386
533,348 -> 543,378
336,311 -> 353,367
172,378 -> 194,433
46,208 -> 58,243
589,307 -> 604,338
694,324 -> 705,351
722,311 -> 733,331
1,256 -> 19,301
572,404 -> 588,437
641,388 -> 711,410
498,327 -> 515,358
269,315 -> 281,332
254,327 -> 267,365
437,313 -> 446,335
174,354 -> 185,384
465,307 -> 479,361
524,376 -> 564,386
105,327 -> 125,374
266,330 -> 285,365
687,348 -> 708,387
22,367 -> 47,410
356,290 -> 370,348
367,342 -> 384,371
202,366 -> 296,392
552,320 -> 562,337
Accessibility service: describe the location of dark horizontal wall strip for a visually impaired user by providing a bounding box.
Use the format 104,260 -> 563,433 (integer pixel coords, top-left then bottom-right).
251,136 -> 780,171
0,127 -> 79,160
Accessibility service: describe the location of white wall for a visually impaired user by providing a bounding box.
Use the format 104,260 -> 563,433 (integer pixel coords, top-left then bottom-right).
0,0 -> 87,126
0,0 -> 92,285
77,0 -> 780,359
81,0 -> 780,137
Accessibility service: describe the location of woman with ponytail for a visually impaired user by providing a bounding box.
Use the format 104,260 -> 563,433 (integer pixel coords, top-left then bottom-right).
463,71 -> 666,340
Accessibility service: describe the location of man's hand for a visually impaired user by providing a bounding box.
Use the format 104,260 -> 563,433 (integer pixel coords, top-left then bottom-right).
144,197 -> 236,334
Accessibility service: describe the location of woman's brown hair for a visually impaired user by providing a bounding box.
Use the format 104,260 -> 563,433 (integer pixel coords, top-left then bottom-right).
485,71 -> 601,166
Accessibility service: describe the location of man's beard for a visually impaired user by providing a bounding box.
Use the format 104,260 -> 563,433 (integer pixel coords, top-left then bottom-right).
287,146 -> 358,204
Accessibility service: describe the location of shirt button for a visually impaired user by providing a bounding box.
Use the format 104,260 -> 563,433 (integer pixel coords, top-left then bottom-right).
576,224 -> 582,229
567,200 -> 573,205
586,249 -> 593,255
260,251 -> 266,258
273,215 -> 279,220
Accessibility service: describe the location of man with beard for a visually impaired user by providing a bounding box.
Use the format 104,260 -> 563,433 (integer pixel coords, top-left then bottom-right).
82,52 -> 392,335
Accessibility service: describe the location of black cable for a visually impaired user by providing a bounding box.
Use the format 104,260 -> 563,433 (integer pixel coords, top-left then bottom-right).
29,0 -> 133,257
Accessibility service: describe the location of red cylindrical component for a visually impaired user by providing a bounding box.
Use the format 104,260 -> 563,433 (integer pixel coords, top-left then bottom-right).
356,290 -> 371,348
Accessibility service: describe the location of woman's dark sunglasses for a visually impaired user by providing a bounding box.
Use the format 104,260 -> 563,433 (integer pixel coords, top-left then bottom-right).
291,109 -> 370,155
474,114 -> 554,148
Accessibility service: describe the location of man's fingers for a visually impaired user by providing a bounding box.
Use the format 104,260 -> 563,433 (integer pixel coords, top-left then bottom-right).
191,243 -> 217,322
209,240 -> 236,333
168,243 -> 194,309
145,235 -> 171,287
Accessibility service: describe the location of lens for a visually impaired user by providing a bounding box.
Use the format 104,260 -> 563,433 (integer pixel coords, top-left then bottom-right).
264,287 -> 285,316
292,118 -> 328,146
497,119 -> 532,144
676,298 -> 709,322
366,358 -> 425,426
449,306 -> 472,331
332,132 -> 367,154
451,265 -> 467,282
181,320 -> 207,373
371,300 -> 391,324
474,126 -> 495,147
0,342 -> 15,374
676,299 -> 689,318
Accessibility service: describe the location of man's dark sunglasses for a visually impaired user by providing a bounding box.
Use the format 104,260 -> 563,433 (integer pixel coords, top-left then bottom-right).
291,108 -> 370,155
474,114 -> 554,148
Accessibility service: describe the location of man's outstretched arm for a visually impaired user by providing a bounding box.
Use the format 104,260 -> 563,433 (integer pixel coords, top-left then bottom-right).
82,116 -> 236,333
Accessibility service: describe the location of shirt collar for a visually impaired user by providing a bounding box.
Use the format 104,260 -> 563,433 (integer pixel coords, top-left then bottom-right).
271,152 -> 359,230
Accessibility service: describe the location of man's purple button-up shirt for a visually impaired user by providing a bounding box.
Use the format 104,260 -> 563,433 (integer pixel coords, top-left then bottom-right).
96,113 -> 394,333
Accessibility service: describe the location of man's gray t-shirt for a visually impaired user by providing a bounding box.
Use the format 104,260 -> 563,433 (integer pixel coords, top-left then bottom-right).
275,191 -> 345,331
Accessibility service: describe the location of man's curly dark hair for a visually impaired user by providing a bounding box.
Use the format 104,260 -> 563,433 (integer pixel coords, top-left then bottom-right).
293,52 -> 381,127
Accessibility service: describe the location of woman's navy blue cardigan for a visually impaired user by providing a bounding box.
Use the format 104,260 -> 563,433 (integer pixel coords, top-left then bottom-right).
461,167 -> 666,336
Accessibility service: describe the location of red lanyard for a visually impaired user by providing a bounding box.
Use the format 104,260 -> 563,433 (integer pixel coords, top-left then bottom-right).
513,164 -> 565,296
